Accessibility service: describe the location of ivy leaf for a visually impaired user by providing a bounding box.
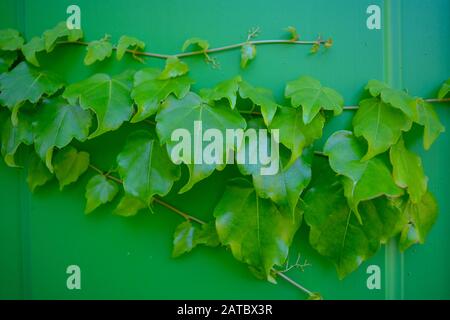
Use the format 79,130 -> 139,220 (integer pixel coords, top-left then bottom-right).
172,220 -> 219,258
117,130 -> 181,205
324,131 -> 403,223
285,76 -> 344,124
85,174 -> 119,214
286,26 -> 299,41
158,57 -> 189,80
114,194 -> 147,217
303,157 -> 406,278
27,151 -> 53,192
0,29 -> 24,51
269,106 -> 325,163
0,109 -> 33,167
53,146 -> 90,190
239,81 -> 278,126
353,97 -> 412,160
389,138 -> 427,203
438,78 -> 450,99
415,99 -> 445,150
84,36 -> 113,65
22,37 -> 45,67
182,37 -> 209,52
0,50 -> 18,73
200,76 -> 242,109
0,62 -> 64,124
116,35 -> 145,61
156,92 -> 246,193
130,68 -> 194,123
240,43 -> 256,68
32,97 -> 92,171
42,21 -> 83,52
63,71 -> 134,138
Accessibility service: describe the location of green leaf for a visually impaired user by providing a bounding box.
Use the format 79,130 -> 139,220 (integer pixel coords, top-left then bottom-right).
0,62 -> 64,123
27,151 -> 53,192
324,131 -> 403,222
285,76 -> 344,124
269,106 -> 325,163
63,71 -> 134,138
130,68 -> 194,123
0,29 -> 24,51
438,78 -> 450,99
415,100 -> 445,150
116,35 -> 145,60
84,36 -> 113,65
22,37 -> 45,67
42,21 -> 83,52
117,130 -> 180,205
239,81 -> 278,126
85,174 -> 119,214
158,57 -> 189,80
114,194 -> 147,217
200,76 -> 242,109
33,97 -> 92,171
172,220 -> 220,258
0,50 -> 18,73
53,146 -> 90,190
353,97 -> 412,160
240,43 -> 256,68
390,138 -> 427,203
156,92 -> 246,193
182,37 -> 209,52
286,26 -> 299,41
303,157 -> 406,278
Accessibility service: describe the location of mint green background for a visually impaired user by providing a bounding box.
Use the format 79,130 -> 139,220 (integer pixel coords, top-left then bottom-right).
0,0 -> 449,299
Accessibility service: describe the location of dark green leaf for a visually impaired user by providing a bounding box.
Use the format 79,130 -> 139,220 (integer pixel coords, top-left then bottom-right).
27,151 -> 53,192
85,174 -> 119,214
53,146 -> 90,190
0,50 -> 18,73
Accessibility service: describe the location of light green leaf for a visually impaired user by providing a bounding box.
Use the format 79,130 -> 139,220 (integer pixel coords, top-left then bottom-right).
390,138 -> 427,203
22,37 -> 45,67
182,37 -> 209,52
53,146 -> 90,190
27,151 -> 53,192
84,36 -> 113,65
200,76 -> 242,109
0,29 -> 24,51
63,71 -> 134,138
285,76 -> 344,124
156,92 -> 246,193
158,57 -> 189,80
353,97 -> 412,160
286,26 -> 299,41
214,179 -> 302,281
239,81 -> 278,126
438,78 -> 450,99
0,50 -> 18,73
114,194 -> 147,217
42,21 -> 83,52
33,97 -> 92,171
117,130 -> 180,205
172,220 -> 220,258
240,43 -> 256,68
415,99 -> 445,150
85,174 -> 119,214
324,131 -> 403,222
116,35 -> 145,60
269,106 -> 325,163
130,68 -> 194,123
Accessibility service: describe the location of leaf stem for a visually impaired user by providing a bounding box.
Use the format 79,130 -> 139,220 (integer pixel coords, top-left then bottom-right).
274,270 -> 314,297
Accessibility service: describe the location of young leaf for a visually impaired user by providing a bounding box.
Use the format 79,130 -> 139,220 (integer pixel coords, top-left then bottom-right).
117,130 -> 181,205
27,151 -> 53,192
63,71 -> 134,138
269,106 -> 325,163
239,81 -> 279,126
33,97 -> 92,171
353,97 -> 412,160
285,26 -> 299,41
285,76 -> 344,124
240,43 -> 256,68
200,76 -> 242,109
389,138 -> 427,203
156,92 -> 246,193
42,21 -> 83,52
415,100 -> 445,150
324,131 -> 403,222
182,37 -> 209,52
53,146 -> 90,190
116,35 -> 145,60
0,50 -> 18,73
114,194 -> 147,217
172,220 -> 219,258
130,68 -> 194,123
438,78 -> 450,99
214,179 -> 302,281
85,174 -> 119,214
84,36 -> 113,65
22,37 -> 45,67
0,29 -> 24,51
158,57 -> 189,80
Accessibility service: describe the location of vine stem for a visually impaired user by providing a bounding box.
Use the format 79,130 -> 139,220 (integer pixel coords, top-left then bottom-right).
87,163 -> 314,296
58,38 -> 327,60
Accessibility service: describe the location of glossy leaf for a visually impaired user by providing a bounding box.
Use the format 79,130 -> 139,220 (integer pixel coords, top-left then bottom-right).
158,57 -> 189,80
27,151 -> 53,192
84,36 -> 113,65
285,76 -> 343,124
172,220 -> 219,258
182,38 -> 209,52
240,43 -> 256,68
415,99 -> 445,150
85,174 -> 119,214
239,81 -> 278,125
116,35 -> 145,60
53,146 -> 90,190
0,29 -> 24,51
200,76 -> 242,109
114,194 -> 147,217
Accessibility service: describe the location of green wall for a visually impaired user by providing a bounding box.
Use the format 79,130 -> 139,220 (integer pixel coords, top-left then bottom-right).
0,0 -> 449,299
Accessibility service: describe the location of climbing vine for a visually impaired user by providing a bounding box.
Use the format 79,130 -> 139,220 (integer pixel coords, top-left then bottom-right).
0,22 -> 449,299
